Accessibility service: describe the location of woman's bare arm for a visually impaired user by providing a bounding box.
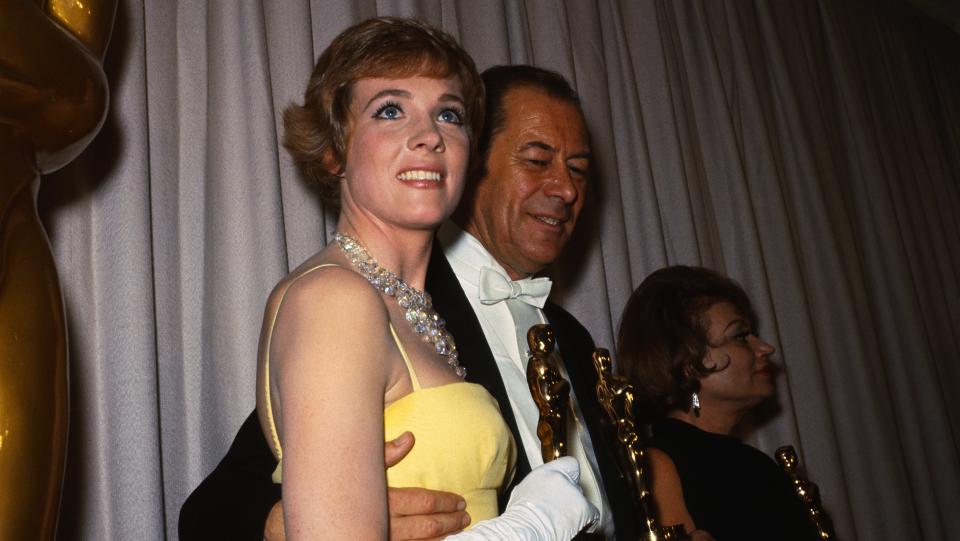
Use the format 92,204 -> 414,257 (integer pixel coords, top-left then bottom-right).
647,447 -> 697,534
269,267 -> 396,540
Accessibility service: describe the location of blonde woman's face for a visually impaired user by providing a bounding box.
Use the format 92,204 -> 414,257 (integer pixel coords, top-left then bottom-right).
340,75 -> 469,231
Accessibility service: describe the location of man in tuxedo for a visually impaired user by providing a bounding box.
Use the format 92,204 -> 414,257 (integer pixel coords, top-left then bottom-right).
180,65 -> 637,540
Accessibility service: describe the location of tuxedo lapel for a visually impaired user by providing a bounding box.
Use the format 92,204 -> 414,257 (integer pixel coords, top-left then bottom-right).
543,302 -> 640,540
541,302 -> 605,446
425,245 -> 638,536
425,245 -> 532,502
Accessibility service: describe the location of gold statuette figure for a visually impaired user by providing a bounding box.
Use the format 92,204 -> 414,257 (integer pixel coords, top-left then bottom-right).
0,1 -> 117,539
593,349 -> 687,541
525,324 -> 570,463
776,446 -> 834,540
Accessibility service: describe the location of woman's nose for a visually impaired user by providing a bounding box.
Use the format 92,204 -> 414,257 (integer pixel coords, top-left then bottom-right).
408,118 -> 444,152
751,336 -> 776,357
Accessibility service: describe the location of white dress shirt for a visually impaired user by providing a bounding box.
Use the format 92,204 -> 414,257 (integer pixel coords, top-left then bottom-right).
439,223 -> 614,538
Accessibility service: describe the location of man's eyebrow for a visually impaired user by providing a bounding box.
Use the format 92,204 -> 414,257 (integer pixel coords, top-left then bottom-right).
519,141 -> 592,162
520,141 -> 555,152
363,89 -> 411,111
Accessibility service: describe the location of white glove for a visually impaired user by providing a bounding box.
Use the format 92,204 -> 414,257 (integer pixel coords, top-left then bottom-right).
448,456 -> 599,541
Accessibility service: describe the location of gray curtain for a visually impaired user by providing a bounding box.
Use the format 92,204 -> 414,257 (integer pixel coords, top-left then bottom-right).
38,0 -> 960,539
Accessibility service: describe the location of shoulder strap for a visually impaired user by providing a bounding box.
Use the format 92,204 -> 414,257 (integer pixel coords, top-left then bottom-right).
389,323 -> 421,391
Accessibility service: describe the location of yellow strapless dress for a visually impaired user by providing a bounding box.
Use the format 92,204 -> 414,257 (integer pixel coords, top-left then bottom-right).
262,264 -> 516,524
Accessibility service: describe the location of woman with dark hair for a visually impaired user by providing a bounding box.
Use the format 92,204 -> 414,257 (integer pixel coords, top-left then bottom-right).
617,265 -> 820,541
255,17 -> 595,540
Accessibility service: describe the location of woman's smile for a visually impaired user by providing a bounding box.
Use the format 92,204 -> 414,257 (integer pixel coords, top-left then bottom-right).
396,167 -> 446,186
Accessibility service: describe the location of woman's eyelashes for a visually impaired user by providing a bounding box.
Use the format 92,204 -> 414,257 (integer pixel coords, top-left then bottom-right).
371,101 -> 465,125
438,106 -> 465,125
726,328 -> 755,344
373,101 -> 403,119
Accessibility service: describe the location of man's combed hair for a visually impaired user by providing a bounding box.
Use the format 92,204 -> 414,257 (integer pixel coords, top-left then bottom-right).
283,17 -> 484,205
616,265 -> 758,423
475,65 -> 581,178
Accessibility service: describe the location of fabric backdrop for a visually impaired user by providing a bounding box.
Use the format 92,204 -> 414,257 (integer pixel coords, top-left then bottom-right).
37,0 -> 960,539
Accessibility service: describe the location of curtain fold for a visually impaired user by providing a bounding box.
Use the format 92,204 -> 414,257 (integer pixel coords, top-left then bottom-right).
37,1 -> 960,538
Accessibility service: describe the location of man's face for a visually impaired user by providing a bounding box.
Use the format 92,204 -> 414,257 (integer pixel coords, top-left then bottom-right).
460,86 -> 591,279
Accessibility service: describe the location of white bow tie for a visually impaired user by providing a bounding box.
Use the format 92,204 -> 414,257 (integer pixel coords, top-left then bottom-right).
477,266 -> 552,308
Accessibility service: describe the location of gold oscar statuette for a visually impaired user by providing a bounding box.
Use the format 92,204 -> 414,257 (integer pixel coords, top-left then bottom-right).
526,325 -> 608,541
776,446 -> 834,540
525,324 -> 571,463
0,1 -> 117,539
593,349 -> 688,541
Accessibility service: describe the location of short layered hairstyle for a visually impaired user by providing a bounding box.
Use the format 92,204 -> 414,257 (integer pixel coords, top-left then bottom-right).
616,265 -> 758,422
283,17 -> 484,204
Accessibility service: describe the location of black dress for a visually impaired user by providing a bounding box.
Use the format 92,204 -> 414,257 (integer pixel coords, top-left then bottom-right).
649,418 -> 821,541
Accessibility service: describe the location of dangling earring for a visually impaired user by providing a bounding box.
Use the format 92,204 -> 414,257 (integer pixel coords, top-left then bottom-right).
691,392 -> 701,417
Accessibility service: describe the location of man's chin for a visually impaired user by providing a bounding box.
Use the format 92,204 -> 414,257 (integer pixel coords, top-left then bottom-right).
516,246 -> 564,274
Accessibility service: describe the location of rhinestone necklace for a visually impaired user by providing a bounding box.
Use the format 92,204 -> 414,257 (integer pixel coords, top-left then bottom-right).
334,232 -> 465,378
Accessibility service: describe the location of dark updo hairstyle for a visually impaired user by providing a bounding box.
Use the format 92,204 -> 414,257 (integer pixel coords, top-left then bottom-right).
283,17 -> 484,204
616,265 -> 758,423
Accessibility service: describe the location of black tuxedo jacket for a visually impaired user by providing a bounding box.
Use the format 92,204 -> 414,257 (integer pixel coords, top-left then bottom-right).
179,247 -> 638,540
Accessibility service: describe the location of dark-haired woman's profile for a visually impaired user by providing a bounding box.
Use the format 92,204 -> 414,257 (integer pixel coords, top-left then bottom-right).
617,265 -> 822,541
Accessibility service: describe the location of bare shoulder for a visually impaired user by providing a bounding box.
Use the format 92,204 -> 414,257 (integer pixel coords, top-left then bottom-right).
254,248 -> 395,462
266,251 -> 384,325
261,249 -> 392,377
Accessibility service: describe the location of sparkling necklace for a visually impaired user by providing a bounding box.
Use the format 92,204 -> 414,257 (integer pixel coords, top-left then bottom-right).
334,232 -> 465,378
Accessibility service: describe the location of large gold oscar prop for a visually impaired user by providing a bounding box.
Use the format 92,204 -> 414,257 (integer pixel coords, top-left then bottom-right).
525,324 -> 570,462
776,446 -> 834,540
593,349 -> 687,541
0,1 -> 116,539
